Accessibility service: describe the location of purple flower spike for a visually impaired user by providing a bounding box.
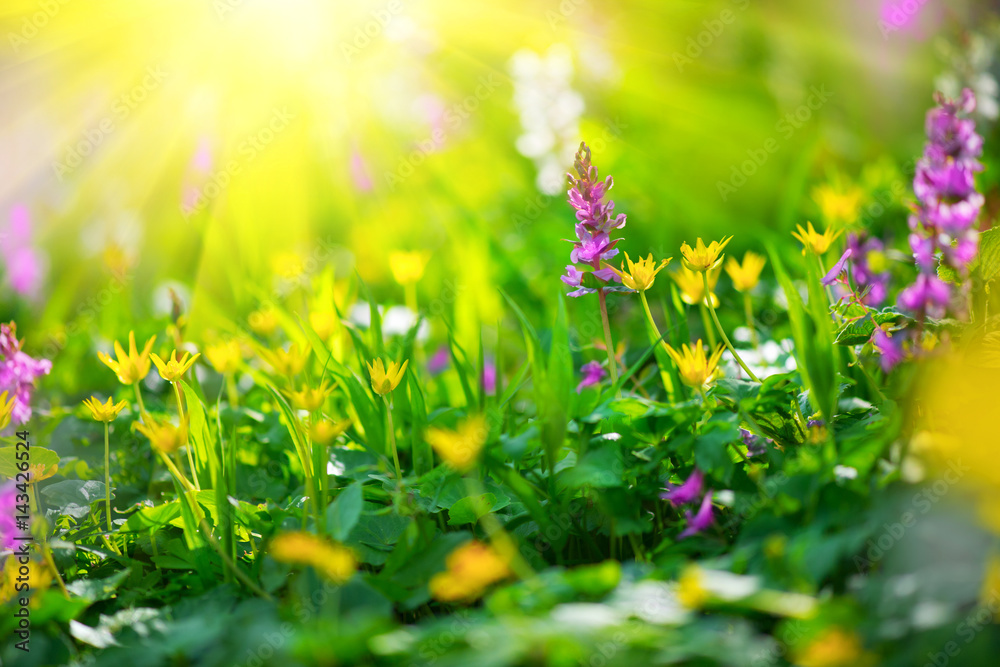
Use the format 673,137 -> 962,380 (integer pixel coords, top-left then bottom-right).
660,469 -> 704,506
679,490 -> 715,538
576,361 -> 607,393
898,274 -> 951,319
0,322 -> 51,424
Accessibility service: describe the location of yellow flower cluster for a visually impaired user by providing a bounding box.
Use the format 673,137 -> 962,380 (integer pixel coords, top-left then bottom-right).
429,541 -> 510,602
269,531 -> 356,584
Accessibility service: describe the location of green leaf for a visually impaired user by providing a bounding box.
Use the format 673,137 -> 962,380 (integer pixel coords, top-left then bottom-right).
447,493 -> 509,526
327,481 -> 364,541
834,307 -> 907,346
978,227 -> 1000,283
41,480 -> 107,520
0,445 -> 59,481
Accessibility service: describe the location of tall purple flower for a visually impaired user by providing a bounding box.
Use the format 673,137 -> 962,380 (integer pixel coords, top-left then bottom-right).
2,205 -> 45,298
899,89 -> 983,321
561,143 -> 626,297
679,490 -> 715,539
0,322 -> 51,425
660,469 -> 704,506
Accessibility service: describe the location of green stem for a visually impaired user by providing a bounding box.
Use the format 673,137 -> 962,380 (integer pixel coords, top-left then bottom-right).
699,302 -> 717,349
743,292 -> 759,349
639,290 -> 674,401
383,395 -> 401,480
103,422 -> 113,534
133,383 -> 148,421
173,382 -> 201,490
598,288 -> 621,398
703,272 -> 760,383
226,373 -> 239,410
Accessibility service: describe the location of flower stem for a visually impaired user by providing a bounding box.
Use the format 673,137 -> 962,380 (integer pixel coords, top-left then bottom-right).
598,288 -> 621,398
225,373 -> 239,410
639,290 -> 674,401
703,272 -> 760,382
698,302 -> 717,348
103,422 -> 113,534
383,395 -> 401,480
743,292 -> 759,349
133,383 -> 148,421
173,382 -> 200,490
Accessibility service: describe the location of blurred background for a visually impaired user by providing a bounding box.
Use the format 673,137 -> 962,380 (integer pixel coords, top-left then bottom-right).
0,0 -> 996,393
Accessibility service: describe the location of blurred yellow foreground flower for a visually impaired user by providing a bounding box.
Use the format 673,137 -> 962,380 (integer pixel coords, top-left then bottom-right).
429,541 -> 510,602
286,380 -> 334,411
389,250 -> 431,285
204,340 -> 242,374
269,531 -> 356,584
134,417 -> 188,454
725,251 -> 767,292
426,415 -> 488,470
794,628 -> 867,667
260,343 -> 310,377
98,332 -> 156,385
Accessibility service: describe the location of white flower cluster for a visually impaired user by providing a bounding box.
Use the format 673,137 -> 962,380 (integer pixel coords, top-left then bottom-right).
509,45 -> 585,195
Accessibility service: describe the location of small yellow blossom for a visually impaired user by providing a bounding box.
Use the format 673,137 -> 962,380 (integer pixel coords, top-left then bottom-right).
664,340 -> 724,389
389,250 -> 431,286
608,252 -> 672,292
725,251 -> 767,293
366,358 -> 409,396
676,565 -> 709,609
134,417 -> 188,454
248,308 -> 279,336
0,391 -> 16,431
82,396 -> 128,423
429,541 -> 510,602
151,350 -> 200,382
425,415 -> 488,471
673,265 -> 721,307
98,331 -> 156,385
269,531 -> 356,584
794,628 -> 866,667
792,222 -> 842,256
309,310 -> 339,340
204,340 -> 243,375
285,380 -> 335,412
680,236 -> 732,272
813,183 -> 863,228
309,418 -> 353,446
260,343 -> 310,377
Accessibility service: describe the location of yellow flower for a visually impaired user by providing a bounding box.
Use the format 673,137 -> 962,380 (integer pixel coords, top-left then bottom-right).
285,380 -> 335,412
82,396 -> 128,423
792,222 -> 842,255
676,565 -> 709,609
673,265 -> 721,307
309,418 -> 353,446
151,350 -> 200,383
608,252 -> 672,292
260,343 -> 310,377
134,417 -> 188,454
813,183 -> 863,228
429,541 -> 510,602
724,251 -> 767,293
269,531 -> 356,584
366,358 -> 409,396
271,251 -> 305,280
204,340 -> 242,374
248,308 -> 279,336
426,415 -> 488,471
389,250 -> 431,286
98,331 -> 156,385
794,628 -> 866,667
309,310 -> 339,340
664,340 -> 725,388
1,556 -> 51,604
680,236 -> 732,272
0,391 -> 16,431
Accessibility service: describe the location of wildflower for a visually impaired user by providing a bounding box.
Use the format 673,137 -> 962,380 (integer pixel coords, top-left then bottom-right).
1,205 -> 44,298
82,396 -> 128,423
660,469 -> 704,505
309,418 -> 352,446
871,326 -> 904,372
248,308 -> 279,336
151,350 -> 200,382
285,380 -> 334,412
366,357 -> 409,396
845,234 -> 891,306
204,340 -> 242,374
821,249 -> 853,287
608,253 -> 672,292
98,331 -> 156,385
269,531 -> 356,584
260,343 -> 310,377
0,482 -> 20,550
426,415 -> 488,471
673,265 -> 721,307
0,323 -> 51,424
724,251 -> 766,292
389,250 -> 431,285
427,346 -> 450,375
134,417 -> 188,454
429,541 -> 510,602
792,222 -> 842,255
676,565 -> 709,609
679,490 -> 715,538
562,142 -> 627,297
0,392 -> 15,431
898,274 -> 951,319
813,182 -> 863,228
794,628 -> 866,667
309,310 -> 338,340
680,236 -> 732,272
482,359 -> 497,395
576,361 -> 607,393
740,428 -> 768,457
664,340 -> 724,389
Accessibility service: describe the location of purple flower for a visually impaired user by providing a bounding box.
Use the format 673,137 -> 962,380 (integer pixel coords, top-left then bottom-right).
660,469 -> 704,506
679,490 -> 715,539
821,249 -> 853,286
0,322 -> 51,424
898,274 -> 951,319
741,428 -> 768,458
872,326 -> 904,373
482,358 -> 497,395
0,482 -> 19,550
427,346 -> 450,375
563,143 -> 627,297
576,361 -> 607,393
2,205 -> 45,298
